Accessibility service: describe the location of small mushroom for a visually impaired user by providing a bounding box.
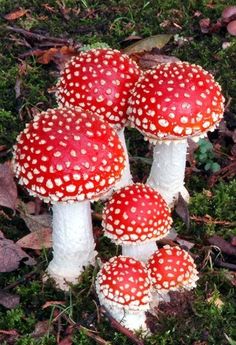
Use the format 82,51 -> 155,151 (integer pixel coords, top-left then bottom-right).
96,256 -> 151,331
227,20 -> 236,36
221,6 -> 236,23
102,183 -> 172,261
147,245 -> 199,307
56,48 -> 141,191
13,107 -> 125,290
128,62 -> 224,207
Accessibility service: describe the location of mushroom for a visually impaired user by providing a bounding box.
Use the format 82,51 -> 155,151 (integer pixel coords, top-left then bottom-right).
56,48 -> 141,191
13,107 -> 125,290
147,245 -> 199,306
128,62 -> 224,206
102,183 -> 172,261
96,256 -> 151,331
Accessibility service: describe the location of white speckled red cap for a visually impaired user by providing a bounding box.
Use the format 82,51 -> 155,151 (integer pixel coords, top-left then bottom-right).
147,245 -> 199,292
56,48 -> 141,130
128,62 -> 225,142
13,107 -> 125,203
96,256 -> 151,311
102,183 -> 172,244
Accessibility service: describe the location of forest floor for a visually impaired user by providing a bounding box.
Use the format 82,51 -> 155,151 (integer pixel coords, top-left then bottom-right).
0,1 -> 236,344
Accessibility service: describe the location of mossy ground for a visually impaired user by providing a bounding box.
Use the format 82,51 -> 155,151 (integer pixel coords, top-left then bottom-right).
0,1 -> 236,344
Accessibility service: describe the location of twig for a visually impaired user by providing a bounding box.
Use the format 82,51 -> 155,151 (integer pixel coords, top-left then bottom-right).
61,314 -> 110,345
6,26 -> 73,45
100,307 -> 145,345
214,259 -> 236,271
191,215 -> 236,227
3,270 -> 37,290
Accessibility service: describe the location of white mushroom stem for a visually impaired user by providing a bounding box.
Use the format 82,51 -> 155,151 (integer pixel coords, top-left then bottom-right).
47,201 -> 97,290
114,128 -> 133,190
146,140 -> 190,207
122,242 -> 157,262
101,302 -> 148,331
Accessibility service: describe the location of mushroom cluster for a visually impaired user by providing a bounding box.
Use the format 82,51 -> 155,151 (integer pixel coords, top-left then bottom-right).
128,61 -> 224,206
12,43 -> 223,335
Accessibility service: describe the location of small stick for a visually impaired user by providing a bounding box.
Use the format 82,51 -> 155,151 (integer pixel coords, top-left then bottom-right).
3,271 -> 37,290
61,314 -> 110,345
214,259 -> 236,271
6,26 -> 73,45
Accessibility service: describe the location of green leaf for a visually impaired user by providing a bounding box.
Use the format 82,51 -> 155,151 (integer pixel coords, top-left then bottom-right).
211,162 -> 221,173
122,34 -> 172,54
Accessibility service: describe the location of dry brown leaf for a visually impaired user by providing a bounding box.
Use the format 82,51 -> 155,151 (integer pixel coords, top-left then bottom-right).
37,46 -> 77,68
0,162 -> 18,210
16,228 -> 52,249
175,193 -> 190,230
18,200 -> 52,232
0,230 -> 36,272
0,290 -> 20,309
122,34 -> 172,55
139,53 -> 180,69
4,8 -> 29,21
59,336 -> 73,345
31,320 -> 53,338
42,300 -> 65,309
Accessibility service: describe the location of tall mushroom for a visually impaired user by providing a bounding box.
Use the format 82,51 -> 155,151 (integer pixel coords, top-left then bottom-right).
147,245 -> 199,305
56,48 -> 141,190
128,62 -> 224,206
96,256 -> 151,331
13,107 -> 125,289
102,183 -> 172,261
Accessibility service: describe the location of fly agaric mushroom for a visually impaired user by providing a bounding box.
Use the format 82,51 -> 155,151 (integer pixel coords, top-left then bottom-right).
13,107 -> 125,290
128,62 -> 224,206
147,245 -> 199,305
102,183 -> 172,261
56,48 -> 141,191
96,256 -> 151,331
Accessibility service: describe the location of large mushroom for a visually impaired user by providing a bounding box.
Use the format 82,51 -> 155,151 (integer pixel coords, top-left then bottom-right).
56,48 -> 141,190
128,62 -> 224,206
147,245 -> 199,305
96,256 -> 151,331
102,183 -> 172,261
13,107 -> 125,289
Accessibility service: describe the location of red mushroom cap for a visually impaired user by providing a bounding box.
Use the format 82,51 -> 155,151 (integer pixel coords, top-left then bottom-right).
13,107 -> 125,203
147,245 -> 199,292
56,48 -> 141,130
102,183 -> 172,244
128,62 -> 224,142
96,256 -> 151,310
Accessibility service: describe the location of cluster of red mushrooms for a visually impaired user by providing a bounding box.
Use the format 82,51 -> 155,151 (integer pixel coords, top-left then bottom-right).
13,47 -> 224,332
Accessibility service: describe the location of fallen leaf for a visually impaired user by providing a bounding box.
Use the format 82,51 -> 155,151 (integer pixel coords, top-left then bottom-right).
0,230 -> 36,272
4,8 -> 29,20
42,300 -> 65,309
139,53 -> 180,69
16,228 -> 52,249
37,46 -> 77,69
175,193 -> 190,230
208,235 -> 236,256
0,290 -> 20,309
122,34 -> 172,55
0,162 -> 18,210
176,237 -> 195,250
207,295 -> 224,308
59,336 -> 73,345
31,320 -> 53,338
18,200 -> 52,232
